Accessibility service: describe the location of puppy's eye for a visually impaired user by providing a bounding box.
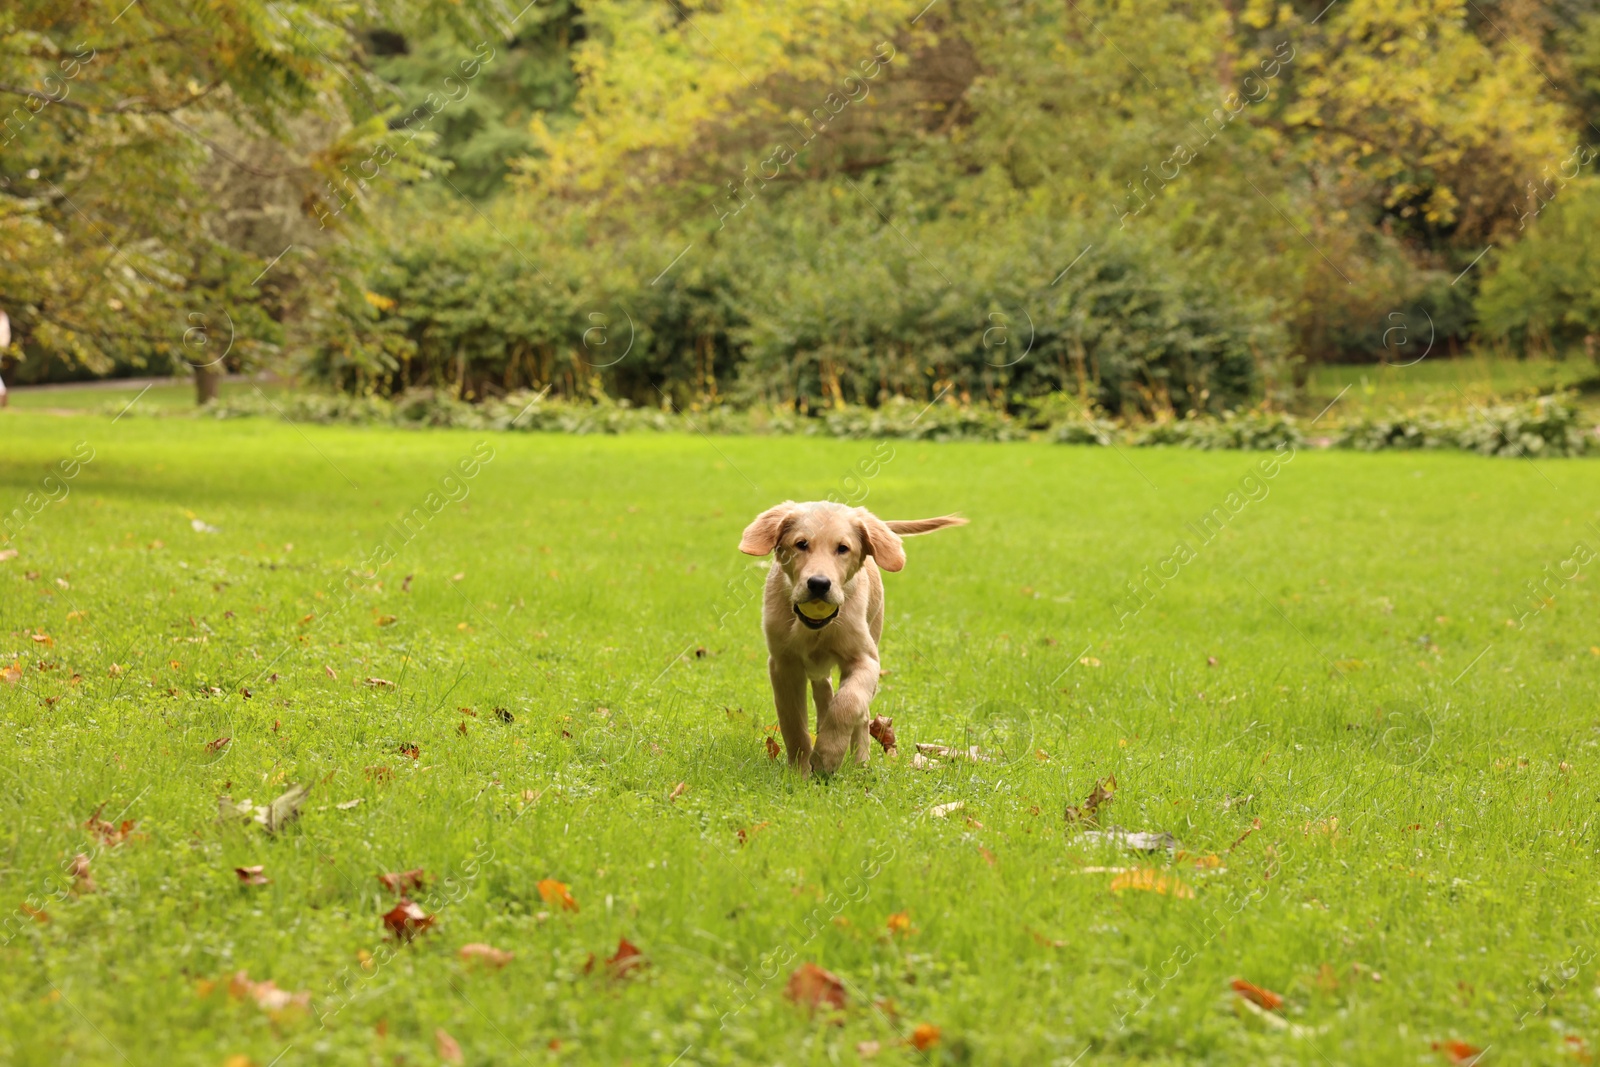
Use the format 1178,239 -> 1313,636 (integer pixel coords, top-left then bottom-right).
794,539 -> 809,551
836,544 -> 850,555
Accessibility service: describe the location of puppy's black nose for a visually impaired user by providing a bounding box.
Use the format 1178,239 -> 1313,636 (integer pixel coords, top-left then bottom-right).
806,575 -> 831,597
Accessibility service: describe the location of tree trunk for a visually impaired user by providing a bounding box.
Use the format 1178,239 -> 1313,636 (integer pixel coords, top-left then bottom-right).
195,364 -> 220,405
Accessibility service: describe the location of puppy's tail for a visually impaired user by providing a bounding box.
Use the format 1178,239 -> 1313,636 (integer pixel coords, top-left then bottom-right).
884,515 -> 968,536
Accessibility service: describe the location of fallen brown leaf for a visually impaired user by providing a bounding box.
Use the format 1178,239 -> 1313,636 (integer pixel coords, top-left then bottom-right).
229,970 -> 310,1012
436,1028 -> 463,1065
459,942 -> 515,968
785,962 -> 846,1012
1231,978 -> 1284,1011
1,663 -> 21,685
606,937 -> 646,977
764,735 -> 781,760
910,1023 -> 941,1051
235,866 -> 270,886
868,716 -> 897,753
377,868 -> 428,895
70,853 -> 95,893
364,677 -> 394,688
668,781 -> 687,803
84,804 -> 138,846
1064,775 -> 1117,825
538,878 -> 579,912
382,898 -> 435,941
736,821 -> 770,845
886,911 -> 914,935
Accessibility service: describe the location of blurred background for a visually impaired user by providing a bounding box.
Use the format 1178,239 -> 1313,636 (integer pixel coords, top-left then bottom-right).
2,0 -> 1598,425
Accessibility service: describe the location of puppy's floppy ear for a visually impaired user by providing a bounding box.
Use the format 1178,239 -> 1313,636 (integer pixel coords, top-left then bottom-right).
856,509 -> 906,572
739,501 -> 797,556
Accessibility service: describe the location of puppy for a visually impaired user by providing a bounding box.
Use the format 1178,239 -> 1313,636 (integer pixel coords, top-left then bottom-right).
739,501 -> 967,775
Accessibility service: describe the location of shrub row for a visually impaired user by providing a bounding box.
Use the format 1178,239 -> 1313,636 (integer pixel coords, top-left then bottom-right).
114,389 -> 1597,456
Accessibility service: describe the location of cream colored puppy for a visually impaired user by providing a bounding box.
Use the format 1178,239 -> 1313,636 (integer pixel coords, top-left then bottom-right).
739,501 -> 967,775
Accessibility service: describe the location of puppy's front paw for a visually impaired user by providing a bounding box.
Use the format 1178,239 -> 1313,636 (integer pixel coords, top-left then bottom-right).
811,721 -> 852,775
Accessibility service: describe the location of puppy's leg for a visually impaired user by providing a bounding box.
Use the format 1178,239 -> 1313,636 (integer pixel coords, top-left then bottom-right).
812,656 -> 878,774
811,676 -> 833,739
852,719 -> 871,766
770,655 -> 812,775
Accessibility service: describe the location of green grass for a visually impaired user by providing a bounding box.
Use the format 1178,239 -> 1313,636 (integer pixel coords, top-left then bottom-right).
3,379 -> 290,414
1,411 -> 1597,1066
1303,352 -> 1599,416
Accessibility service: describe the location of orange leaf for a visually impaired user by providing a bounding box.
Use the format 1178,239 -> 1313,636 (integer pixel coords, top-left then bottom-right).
765,736 -> 781,760
736,821 -> 770,846
538,878 -> 579,912
606,937 -> 646,977
2,663 -> 21,685
886,911 -> 913,935
1432,1040 -> 1485,1065
460,942 -> 515,968
436,1028 -> 463,1065
785,962 -> 846,1011
381,898 -> 435,941
377,868 -> 428,895
1108,868 -> 1193,898
910,1023 -> 941,1051
1231,978 -> 1284,1011
668,781 -> 687,803
19,903 -> 48,923
30,633 -> 53,646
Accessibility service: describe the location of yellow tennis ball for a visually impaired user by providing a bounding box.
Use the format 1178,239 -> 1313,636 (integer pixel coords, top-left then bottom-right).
798,600 -> 837,620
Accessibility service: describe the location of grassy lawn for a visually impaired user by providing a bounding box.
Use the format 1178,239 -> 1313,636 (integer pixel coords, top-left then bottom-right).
1,410 -> 1597,1066
3,379 -> 291,414
1302,353 -> 1599,417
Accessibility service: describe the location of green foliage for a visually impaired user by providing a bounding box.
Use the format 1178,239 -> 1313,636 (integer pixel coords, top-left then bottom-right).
1476,181 -> 1600,351
1333,393 -> 1591,456
1130,411 -> 1305,452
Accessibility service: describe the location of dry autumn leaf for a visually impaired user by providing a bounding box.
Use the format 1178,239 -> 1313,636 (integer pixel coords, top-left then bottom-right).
1231,978 -> 1284,1011
435,1028 -> 463,1065
785,962 -> 846,1012
235,866 -> 270,886
668,781 -> 687,803
886,911 -> 913,935
910,1023 -> 941,1051
377,868 -> 428,895
1108,868 -> 1194,898
1064,775 -> 1117,825
1,663 -> 21,685
1432,1039 -> 1485,1065
70,853 -> 95,894
914,742 -> 993,763
868,716 -> 897,753
382,898 -> 436,941
459,943 -> 515,968
764,735 -> 781,760
84,804 -> 138,846
229,970 -> 310,1012
736,821 -> 770,845
606,937 -> 646,977
538,878 -> 579,912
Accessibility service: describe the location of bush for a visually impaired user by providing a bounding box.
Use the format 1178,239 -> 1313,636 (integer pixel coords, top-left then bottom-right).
1333,394 -> 1591,457
1477,182 -> 1600,353
1129,410 -> 1303,451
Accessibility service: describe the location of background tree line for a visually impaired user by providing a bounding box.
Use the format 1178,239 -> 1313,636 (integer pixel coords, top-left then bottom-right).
3,0 -> 1599,415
